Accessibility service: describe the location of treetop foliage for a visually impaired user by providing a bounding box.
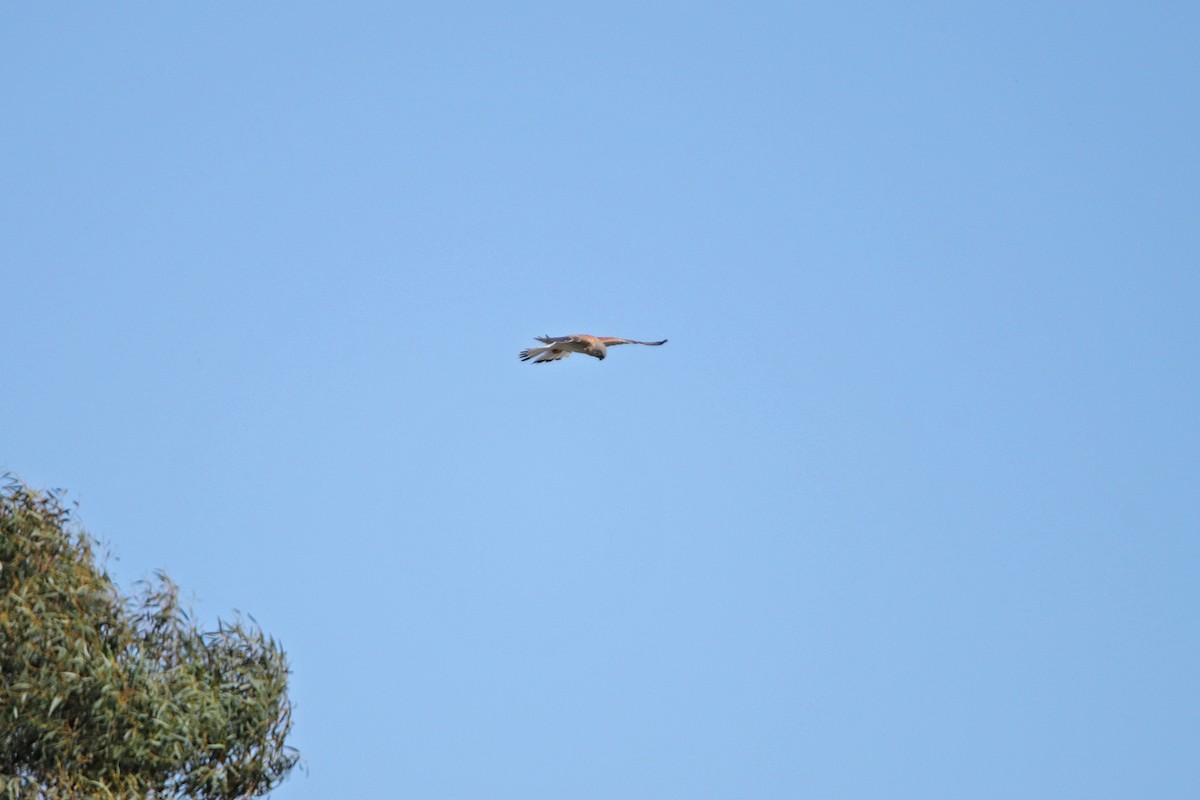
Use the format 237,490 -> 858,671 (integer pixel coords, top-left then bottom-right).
0,476 -> 298,799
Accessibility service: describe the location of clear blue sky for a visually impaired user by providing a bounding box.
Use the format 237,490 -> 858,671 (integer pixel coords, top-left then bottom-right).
3,3 -> 1198,797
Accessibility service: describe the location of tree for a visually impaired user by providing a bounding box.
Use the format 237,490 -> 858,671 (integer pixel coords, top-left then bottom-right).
0,476 -> 299,799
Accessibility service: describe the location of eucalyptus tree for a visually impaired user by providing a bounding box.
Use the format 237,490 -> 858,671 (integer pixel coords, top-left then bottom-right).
1,477 -> 298,799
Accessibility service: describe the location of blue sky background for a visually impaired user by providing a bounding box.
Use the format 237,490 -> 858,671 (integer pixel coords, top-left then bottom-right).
3,3 -> 1198,797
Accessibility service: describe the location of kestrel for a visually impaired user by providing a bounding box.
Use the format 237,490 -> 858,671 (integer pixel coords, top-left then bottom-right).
518,334 -> 668,363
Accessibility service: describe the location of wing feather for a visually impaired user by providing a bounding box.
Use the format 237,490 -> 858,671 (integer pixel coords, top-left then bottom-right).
597,337 -> 668,346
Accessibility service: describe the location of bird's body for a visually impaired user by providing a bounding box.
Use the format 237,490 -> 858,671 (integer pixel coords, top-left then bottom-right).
518,334 -> 667,363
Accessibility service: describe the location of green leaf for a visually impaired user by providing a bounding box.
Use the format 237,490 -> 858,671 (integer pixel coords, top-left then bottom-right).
1,476 -> 299,798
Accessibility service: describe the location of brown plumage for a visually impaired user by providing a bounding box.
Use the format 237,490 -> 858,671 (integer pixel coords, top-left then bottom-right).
518,334 -> 668,363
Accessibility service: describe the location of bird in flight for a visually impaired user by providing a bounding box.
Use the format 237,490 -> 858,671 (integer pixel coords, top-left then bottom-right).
519,334 -> 668,363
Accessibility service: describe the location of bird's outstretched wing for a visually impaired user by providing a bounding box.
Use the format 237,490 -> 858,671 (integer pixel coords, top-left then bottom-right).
597,337 -> 668,347
535,334 -> 586,345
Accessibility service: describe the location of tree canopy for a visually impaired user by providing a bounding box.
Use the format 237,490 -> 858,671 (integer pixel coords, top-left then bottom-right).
0,476 -> 298,799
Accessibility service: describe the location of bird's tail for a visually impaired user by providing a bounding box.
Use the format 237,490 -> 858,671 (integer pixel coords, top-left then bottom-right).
518,347 -> 546,362
518,346 -> 567,363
